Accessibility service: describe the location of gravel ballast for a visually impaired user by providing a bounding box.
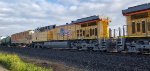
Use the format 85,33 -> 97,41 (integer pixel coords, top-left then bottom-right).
0,47 -> 150,71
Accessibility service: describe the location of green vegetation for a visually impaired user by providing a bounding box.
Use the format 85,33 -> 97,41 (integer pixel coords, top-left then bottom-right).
0,53 -> 52,71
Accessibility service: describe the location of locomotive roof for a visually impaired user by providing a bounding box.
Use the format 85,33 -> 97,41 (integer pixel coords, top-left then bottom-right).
11,30 -> 33,35
55,15 -> 101,27
71,15 -> 100,24
55,24 -> 72,28
35,25 -> 56,32
122,3 -> 150,15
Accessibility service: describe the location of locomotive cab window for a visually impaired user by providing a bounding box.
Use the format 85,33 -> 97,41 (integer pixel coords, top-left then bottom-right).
132,22 -> 136,34
142,21 -> 146,33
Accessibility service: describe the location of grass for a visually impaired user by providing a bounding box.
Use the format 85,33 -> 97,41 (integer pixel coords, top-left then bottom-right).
0,53 -> 52,71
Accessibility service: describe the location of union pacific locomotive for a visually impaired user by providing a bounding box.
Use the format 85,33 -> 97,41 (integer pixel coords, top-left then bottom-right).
31,16 -> 110,51
121,3 -> 150,53
1,3 -> 150,53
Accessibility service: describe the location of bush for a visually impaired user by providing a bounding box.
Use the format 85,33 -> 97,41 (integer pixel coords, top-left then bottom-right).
0,53 -> 52,71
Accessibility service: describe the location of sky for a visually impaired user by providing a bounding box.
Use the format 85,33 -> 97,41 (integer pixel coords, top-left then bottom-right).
0,0 -> 150,36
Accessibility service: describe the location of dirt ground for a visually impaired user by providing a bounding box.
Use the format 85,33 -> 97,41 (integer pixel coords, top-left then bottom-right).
0,65 -> 9,71
20,56 -> 82,71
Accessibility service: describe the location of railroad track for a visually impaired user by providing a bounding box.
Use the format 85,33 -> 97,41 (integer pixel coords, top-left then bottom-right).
28,47 -> 150,56
1,46 -> 150,58
0,46 -> 150,71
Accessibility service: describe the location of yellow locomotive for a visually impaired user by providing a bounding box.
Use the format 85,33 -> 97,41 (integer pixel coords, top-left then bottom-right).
119,3 -> 150,52
31,15 -> 110,50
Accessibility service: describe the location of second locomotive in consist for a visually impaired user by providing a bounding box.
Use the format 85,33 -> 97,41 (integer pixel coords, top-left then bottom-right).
31,16 -> 110,51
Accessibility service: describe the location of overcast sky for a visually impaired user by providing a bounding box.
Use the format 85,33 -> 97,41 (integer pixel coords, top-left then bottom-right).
0,0 -> 150,36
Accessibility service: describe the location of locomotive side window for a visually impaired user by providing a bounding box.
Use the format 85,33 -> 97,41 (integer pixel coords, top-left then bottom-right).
95,28 -> 97,36
83,30 -> 85,36
80,30 -> 82,36
77,30 -> 79,37
90,29 -> 92,36
77,30 -> 79,33
148,22 -> 150,31
137,23 -> 140,32
132,22 -> 136,34
93,29 -> 95,36
142,21 -> 146,33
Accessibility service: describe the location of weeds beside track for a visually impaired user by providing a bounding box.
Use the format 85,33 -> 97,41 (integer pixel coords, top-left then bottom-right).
0,53 -> 53,71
